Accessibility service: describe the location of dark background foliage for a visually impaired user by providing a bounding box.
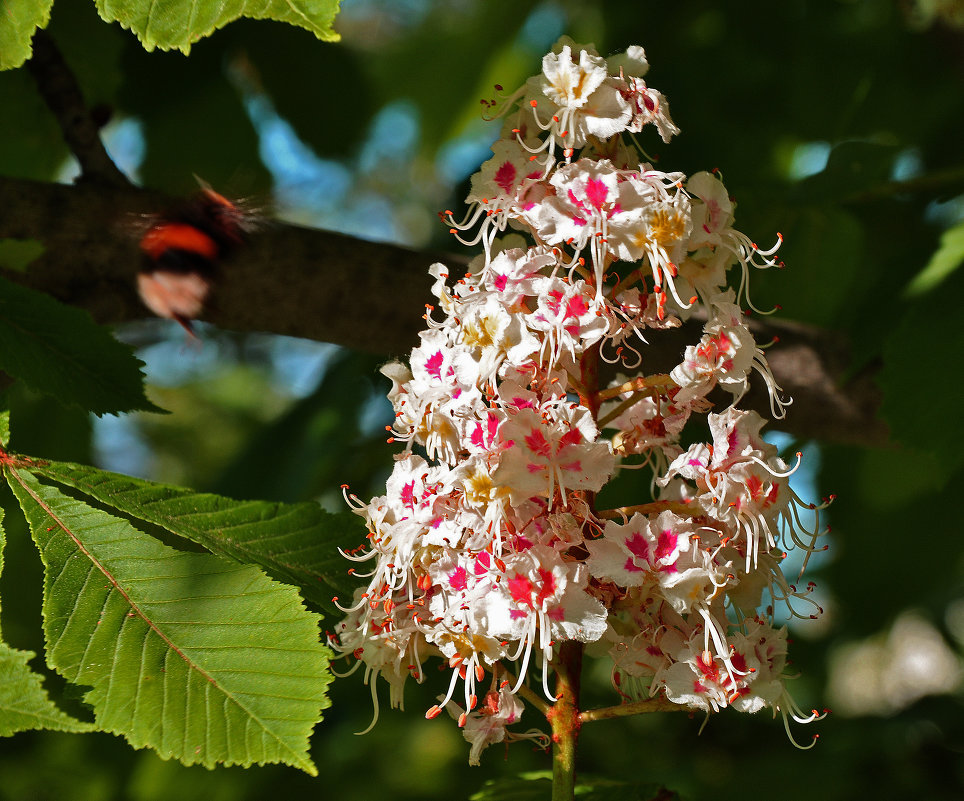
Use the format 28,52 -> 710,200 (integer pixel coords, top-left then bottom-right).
1,0 -> 963,798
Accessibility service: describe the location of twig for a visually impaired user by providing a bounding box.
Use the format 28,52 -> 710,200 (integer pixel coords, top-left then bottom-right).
26,30 -> 129,187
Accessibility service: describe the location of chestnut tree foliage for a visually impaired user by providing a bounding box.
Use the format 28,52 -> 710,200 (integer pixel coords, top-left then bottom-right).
0,1 -> 963,800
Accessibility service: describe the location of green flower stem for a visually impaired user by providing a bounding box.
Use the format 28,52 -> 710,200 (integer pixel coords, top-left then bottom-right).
549,641 -> 583,801
580,696 -> 686,724
597,500 -> 700,520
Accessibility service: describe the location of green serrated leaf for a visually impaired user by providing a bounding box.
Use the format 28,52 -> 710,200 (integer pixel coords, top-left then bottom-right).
5,466 -> 331,774
0,482 -> 92,736
906,219 -> 964,298
0,412 -> 9,449
31,460 -> 363,617
0,643 -> 95,736
95,0 -> 341,54
0,276 -> 162,415
0,239 -> 45,272
0,0 -> 54,71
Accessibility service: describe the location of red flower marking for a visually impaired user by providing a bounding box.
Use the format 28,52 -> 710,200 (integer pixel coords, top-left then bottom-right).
426,350 -> 445,380
535,567 -> 557,607
745,473 -> 765,502
494,161 -> 517,194
655,529 -> 678,561
584,177 -> 609,210
559,429 -> 583,448
524,428 -> 552,459
623,556 -> 645,574
449,566 -> 469,593
565,293 -> 589,319
697,650 -> 720,682
625,531 -> 652,562
508,574 -> 535,607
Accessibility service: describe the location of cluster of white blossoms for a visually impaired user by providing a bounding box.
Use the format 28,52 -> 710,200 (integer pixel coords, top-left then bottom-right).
334,38 -> 828,764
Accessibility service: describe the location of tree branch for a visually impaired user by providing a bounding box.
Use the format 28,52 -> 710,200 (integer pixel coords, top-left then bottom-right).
0,175 -> 887,447
25,31 -> 129,187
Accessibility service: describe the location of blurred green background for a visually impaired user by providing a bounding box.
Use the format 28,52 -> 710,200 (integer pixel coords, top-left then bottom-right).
2,0 -> 964,798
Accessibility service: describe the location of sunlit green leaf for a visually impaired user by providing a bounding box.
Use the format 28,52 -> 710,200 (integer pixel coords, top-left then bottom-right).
0,643 -> 94,736
906,219 -> 964,297
95,0 -> 341,54
0,495 -> 93,736
28,459 -> 362,619
5,466 -> 330,774
0,0 -> 53,71
0,276 -> 161,415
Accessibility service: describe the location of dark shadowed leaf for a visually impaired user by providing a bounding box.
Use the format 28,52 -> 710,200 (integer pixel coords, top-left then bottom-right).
0,277 -> 161,415
471,772 -> 680,800
118,41 -> 270,194
879,266 -> 964,477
